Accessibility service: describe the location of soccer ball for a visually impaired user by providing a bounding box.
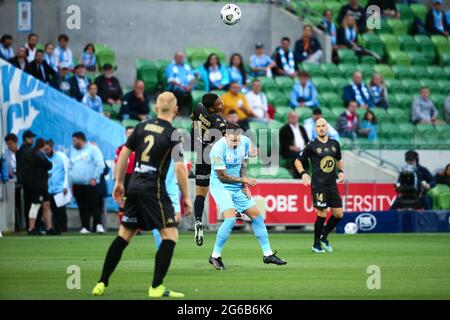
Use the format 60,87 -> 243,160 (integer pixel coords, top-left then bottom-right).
221,3 -> 241,25
344,222 -> 358,234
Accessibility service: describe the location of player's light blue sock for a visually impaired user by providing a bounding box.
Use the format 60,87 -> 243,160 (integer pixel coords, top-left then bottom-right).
252,214 -> 273,257
212,217 -> 236,258
152,229 -> 162,250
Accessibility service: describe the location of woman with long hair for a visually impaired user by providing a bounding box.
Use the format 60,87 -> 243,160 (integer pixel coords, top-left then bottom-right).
359,109 -> 378,141
435,164 -> 450,187
228,53 -> 248,91
80,43 -> 97,72
198,53 -> 230,92
370,73 -> 389,109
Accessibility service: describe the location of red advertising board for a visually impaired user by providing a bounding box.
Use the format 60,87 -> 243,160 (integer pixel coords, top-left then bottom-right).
208,181 -> 397,225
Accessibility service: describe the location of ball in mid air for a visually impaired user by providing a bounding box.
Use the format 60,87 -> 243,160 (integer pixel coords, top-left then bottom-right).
221,3 -> 241,26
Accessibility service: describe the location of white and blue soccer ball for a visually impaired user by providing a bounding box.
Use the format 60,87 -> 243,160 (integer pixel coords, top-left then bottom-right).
221,3 -> 241,26
344,222 -> 358,234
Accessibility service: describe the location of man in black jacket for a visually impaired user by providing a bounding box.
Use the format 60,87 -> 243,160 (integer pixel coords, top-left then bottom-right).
425,0 -> 449,36
119,80 -> 150,121
25,49 -> 57,85
16,130 -> 35,228
95,63 -> 123,106
69,64 -> 90,102
294,25 -> 323,64
279,111 -> 310,178
8,47 -> 29,71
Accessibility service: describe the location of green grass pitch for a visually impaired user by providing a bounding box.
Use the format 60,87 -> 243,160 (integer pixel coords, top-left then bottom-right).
1,232 -> 450,300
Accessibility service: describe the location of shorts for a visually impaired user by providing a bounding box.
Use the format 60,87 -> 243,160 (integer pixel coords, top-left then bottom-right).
311,186 -> 343,210
29,186 -> 50,204
210,187 -> 256,214
195,164 -> 211,187
122,189 -> 178,231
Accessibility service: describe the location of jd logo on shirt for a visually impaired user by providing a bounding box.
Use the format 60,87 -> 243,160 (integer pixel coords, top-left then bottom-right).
320,156 -> 335,173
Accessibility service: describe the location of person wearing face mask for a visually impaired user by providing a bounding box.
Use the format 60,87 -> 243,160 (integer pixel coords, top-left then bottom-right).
95,63 -> 123,106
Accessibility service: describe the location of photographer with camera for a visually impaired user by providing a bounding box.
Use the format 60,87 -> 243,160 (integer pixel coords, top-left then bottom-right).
390,151 -> 435,210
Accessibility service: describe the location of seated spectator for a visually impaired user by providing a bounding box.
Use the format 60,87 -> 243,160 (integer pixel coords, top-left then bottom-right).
412,87 -> 443,125
304,108 -> 340,141
245,79 -> 269,122
0,34 -> 14,61
337,0 -> 366,33
369,73 -> 388,109
317,10 -> 338,62
69,64 -> 90,102
434,164 -> 450,187
279,112 -> 309,178
25,49 -> 57,85
250,42 -> 276,77
54,34 -> 74,71
95,63 -> 123,106
222,82 -> 255,130
425,0 -> 449,36
367,0 -> 399,18
165,51 -> 195,115
228,53 -> 249,90
82,83 -> 103,114
343,71 -> 373,108
43,43 -> 57,72
273,37 -> 298,78
8,47 -> 29,71
56,63 -> 71,96
336,100 -> 359,139
119,80 -> 150,121
80,43 -> 97,72
290,71 -> 318,108
337,14 -> 380,62
359,109 -> 378,141
294,25 -> 323,64
198,53 -> 230,92
445,93 -> 450,124
24,33 -> 39,63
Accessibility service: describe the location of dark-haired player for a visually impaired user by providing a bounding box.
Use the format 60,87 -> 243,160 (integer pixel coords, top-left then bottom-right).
294,118 -> 345,253
92,92 -> 192,298
191,93 -> 227,246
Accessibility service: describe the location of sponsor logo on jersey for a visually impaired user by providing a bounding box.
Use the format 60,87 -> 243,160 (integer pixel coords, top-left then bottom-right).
320,156 -> 335,173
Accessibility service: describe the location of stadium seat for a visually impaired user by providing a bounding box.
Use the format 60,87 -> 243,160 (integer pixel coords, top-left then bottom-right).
266,91 -> 289,106
307,1 -> 326,14
320,107 -> 336,124
295,107 -> 312,121
436,80 -> 450,95
398,123 -> 415,138
419,79 -> 437,91
275,76 -> 294,92
191,90 -> 205,108
329,77 -> 348,92
338,64 -> 357,78
373,65 -> 395,79
376,18 -> 392,34
259,77 -> 278,92
398,35 -> 418,52
407,52 -> 428,66
331,106 -> 345,117
312,77 -> 333,93
384,79 -> 405,94
275,106 -> 292,122
388,51 -> 411,66
249,121 -> 269,131
321,92 -> 341,108
356,64 -> 375,78
426,66 -> 446,81
394,93 -> 413,109
300,63 -> 323,77
96,50 -> 116,70
435,125 -> 450,139
325,1 -> 341,15
386,19 -> 407,34
440,53 -> 450,66
396,3 -> 415,21
203,48 -> 226,62
122,119 -> 140,128
409,65 -> 429,80
379,122 -> 398,139
392,65 -> 414,80
387,108 -> 409,124
414,35 -> 436,63
379,34 -> 400,53
443,66 -> 450,79
410,3 -> 427,21
173,118 -> 192,131
320,63 -> 342,78
361,55 -> 377,65
136,63 -> 159,92
371,108 -> 390,123
431,35 -> 450,53
415,124 -> 437,139
360,33 -> 384,59
338,49 -> 358,64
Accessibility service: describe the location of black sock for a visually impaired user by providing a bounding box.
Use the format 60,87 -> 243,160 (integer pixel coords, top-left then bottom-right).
322,216 -> 342,241
194,195 -> 205,222
99,236 -> 129,286
314,217 -> 326,247
152,240 -> 176,288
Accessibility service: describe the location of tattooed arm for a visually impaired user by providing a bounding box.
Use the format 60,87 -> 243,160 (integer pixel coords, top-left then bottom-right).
216,169 -> 244,184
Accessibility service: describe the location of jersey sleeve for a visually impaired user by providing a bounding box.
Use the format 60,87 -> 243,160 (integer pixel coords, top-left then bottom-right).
190,103 -> 206,121
297,143 -> 311,161
125,125 -> 139,151
210,143 -> 226,171
335,141 -> 342,161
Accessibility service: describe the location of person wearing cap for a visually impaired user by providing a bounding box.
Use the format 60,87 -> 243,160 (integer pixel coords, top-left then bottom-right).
391,151 -> 435,210
69,64 -> 91,102
294,25 -> 323,64
304,108 -> 340,141
26,49 -> 57,85
8,46 -> 29,71
249,42 -> 276,78
290,71 -> 318,108
426,0 -> 449,36
53,34 -> 74,71
95,63 -> 123,106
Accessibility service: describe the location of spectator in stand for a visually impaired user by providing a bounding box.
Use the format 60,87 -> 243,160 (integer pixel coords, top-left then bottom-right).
294,25 -> 323,64
165,51 -> 195,115
279,111 -> 309,178
359,109 -> 378,141
228,53 -> 249,91
44,43 -> 57,72
69,132 -> 105,234
317,10 -> 338,62
250,42 -> 276,78
303,108 -> 340,141
226,110 -> 240,125
425,0 -> 449,36
8,47 -> 29,71
245,79 -> 270,122
4,133 -> 18,180
273,37 -> 298,79
95,63 -> 123,106
26,49 -> 57,85
336,100 -> 359,139
119,80 -> 150,121
343,71 -> 374,108
411,87 -> 442,125
45,140 -> 69,233
80,43 -> 97,72
434,164 -> 450,187
222,81 -> 255,130
82,83 -> 103,114
198,53 -> 230,92
69,64 -> 90,102
24,33 -> 39,63
337,0 -> 367,33
369,73 -> 388,109
56,63 -> 71,96
290,71 -> 318,108
0,34 -> 14,61
54,34 -> 74,71
445,93 -> 450,124
26,138 -> 58,235
367,0 -> 399,18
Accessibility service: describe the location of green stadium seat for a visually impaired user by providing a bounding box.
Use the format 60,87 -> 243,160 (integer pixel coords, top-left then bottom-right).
321,92 -> 341,108
371,108 -> 390,123
136,63 -> 159,92
320,107 -> 335,122
266,91 -> 289,106
325,1 -> 341,15
396,3 -> 415,20
431,35 -> 450,53
410,3 -> 427,21
415,124 -> 437,136
409,65 -> 429,80
203,48 -> 226,62
185,47 -> 203,59
379,123 -> 398,139
384,79 -> 405,94
338,64 -> 357,78
414,35 -> 436,63
392,65 -> 413,80
307,1 -> 326,14
436,80 -> 450,95
419,79 -> 437,91
274,106 -> 292,122
275,76 -> 294,92
398,123 -> 415,138
407,52 -> 428,66
426,66 -> 446,81
360,33 -> 385,59
300,63 -> 323,77
356,64 -> 375,78
122,119 -> 140,128
376,18 -> 392,34
97,49 -> 116,70
435,125 -> 450,139
373,65 -> 395,79
394,93 -> 413,109
173,118 -> 192,131
387,19 -> 407,34
338,49 -> 358,64
268,120 -> 285,130
361,55 -> 377,65
312,77 -> 333,93
379,34 -> 400,52
258,77 -> 278,92
400,78 -> 421,95
329,77 -> 348,92
320,63 -> 342,78
191,90 -> 205,108
398,35 -> 418,52
440,53 -> 450,66
356,108 -> 366,119
388,51 -> 411,66
443,66 -> 450,79
387,108 -> 409,124
295,107 -> 312,121
331,106 -> 346,117
249,121 -> 269,131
